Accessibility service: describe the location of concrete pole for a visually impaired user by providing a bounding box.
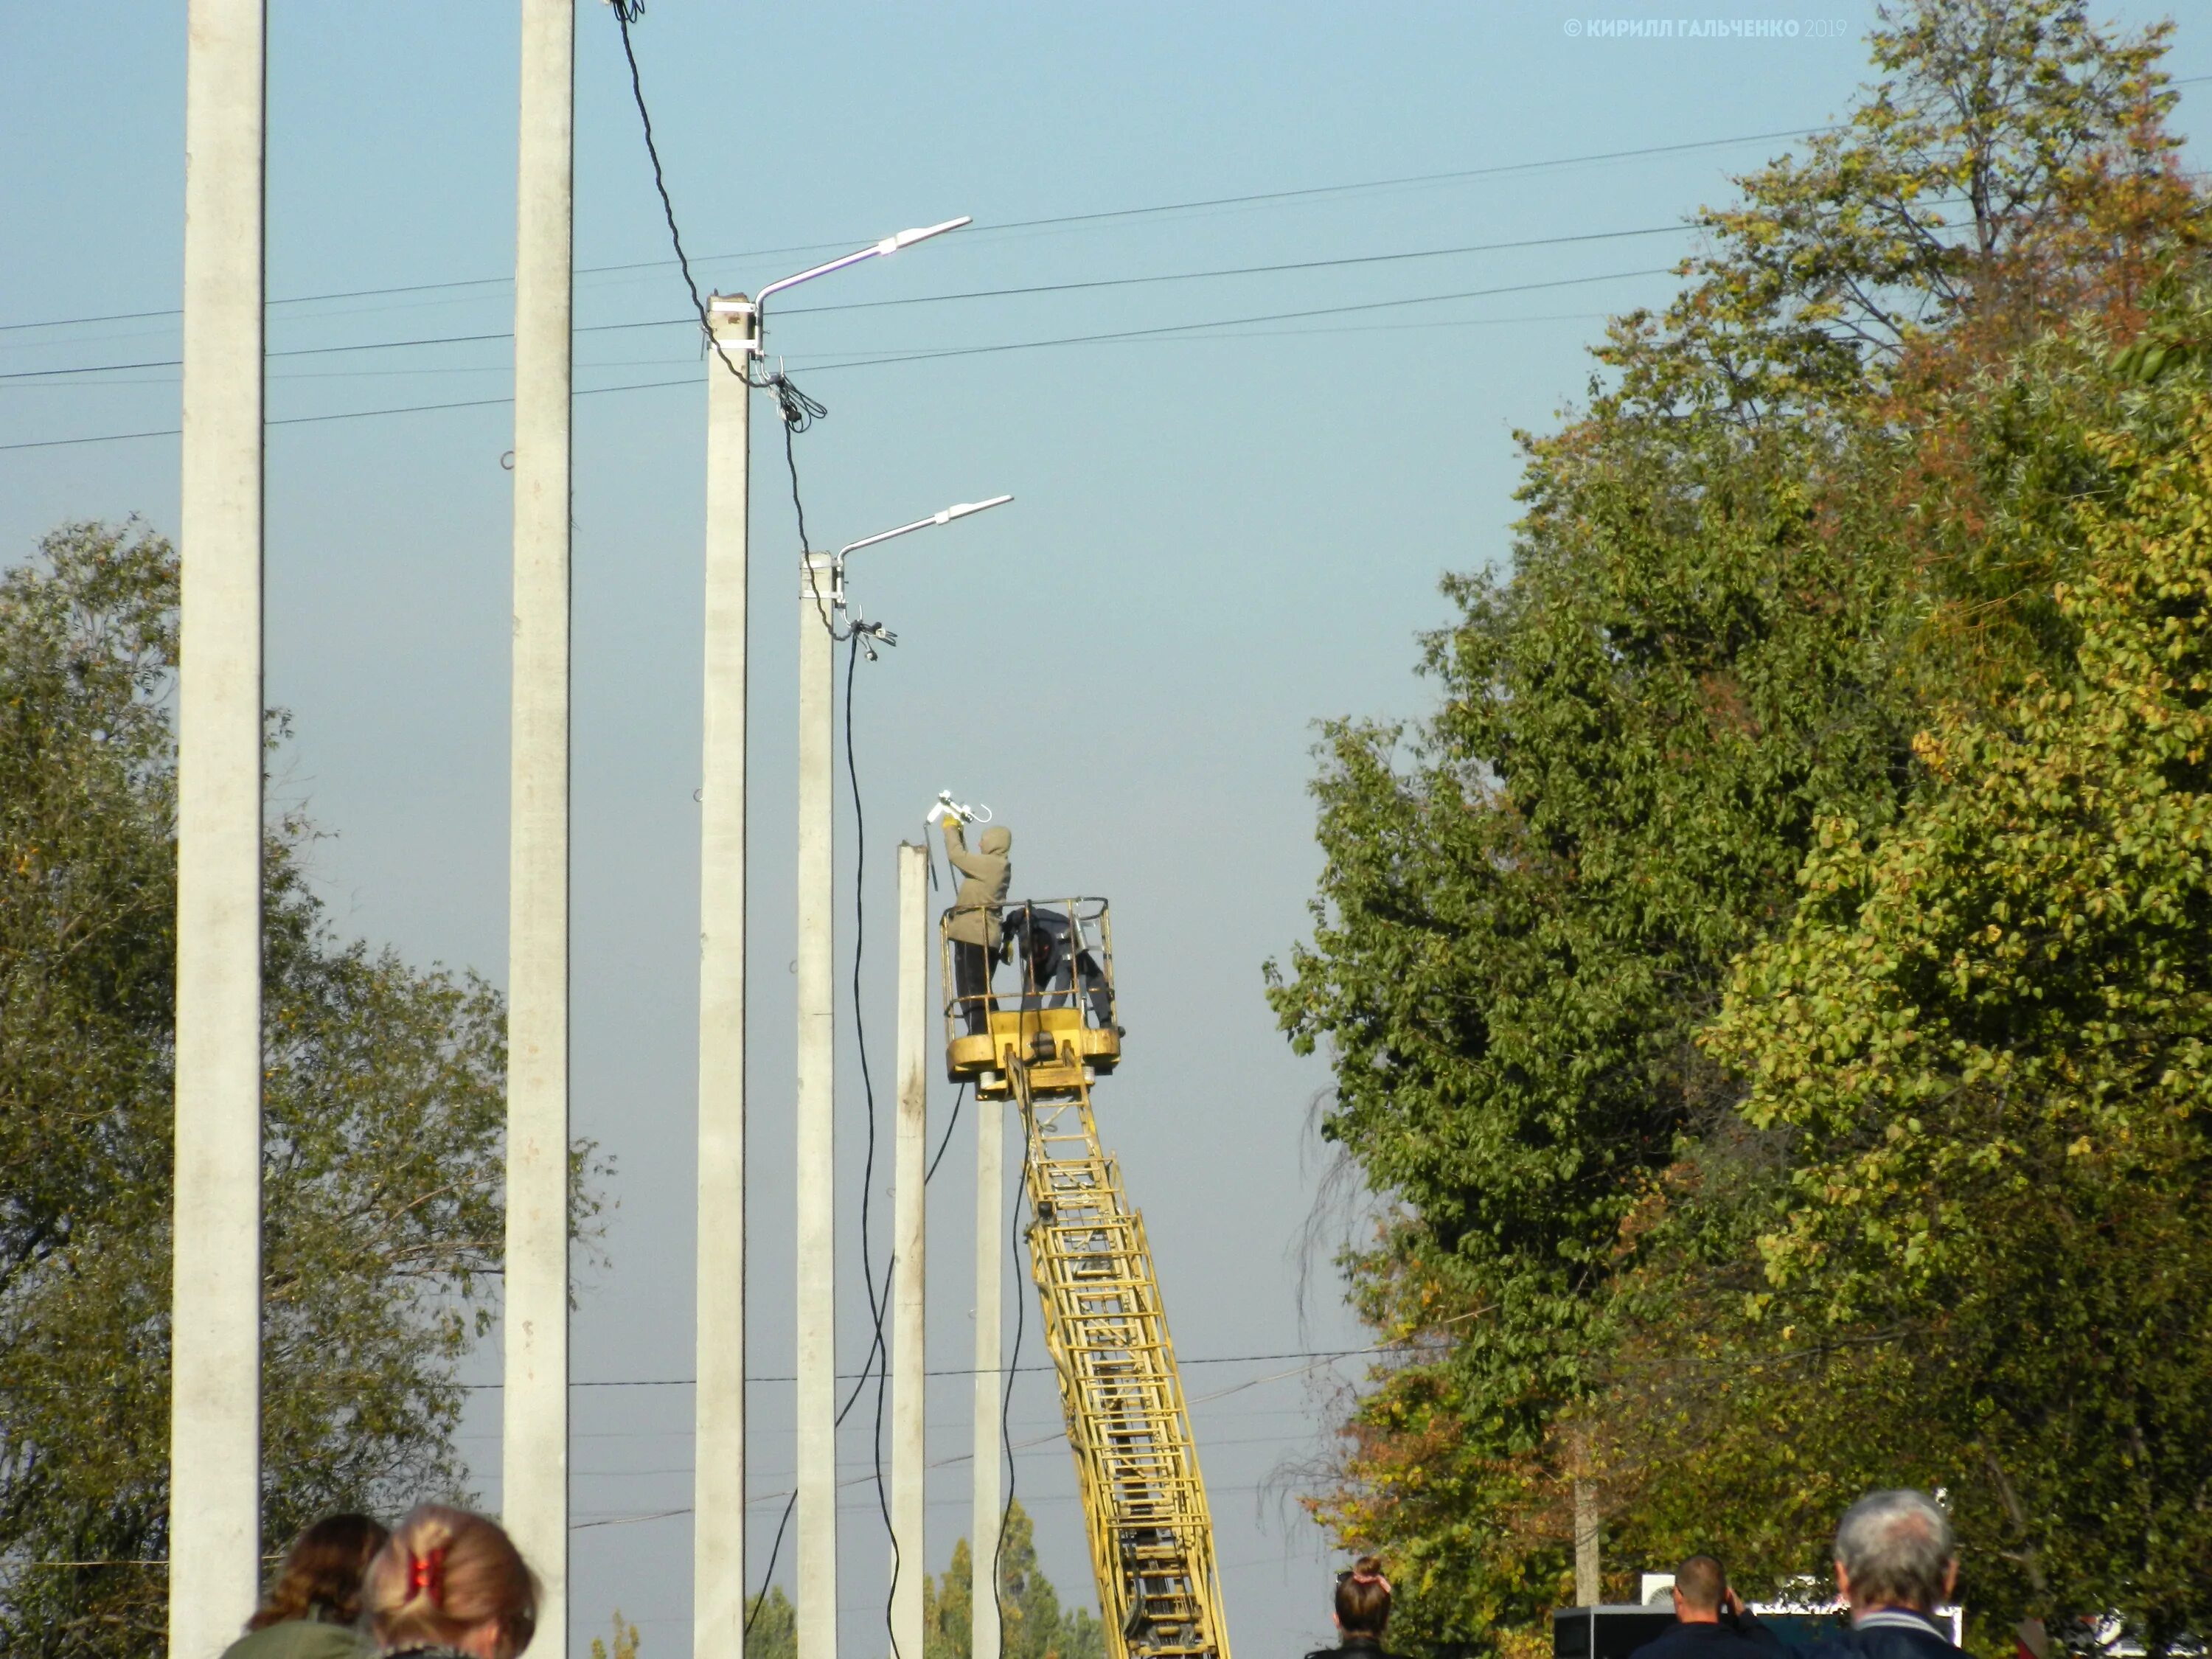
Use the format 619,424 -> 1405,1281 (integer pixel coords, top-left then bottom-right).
891,843 -> 930,1659
971,1091 -> 1004,1659
170,1 -> 265,1652
1573,1477 -> 1601,1606
796,554 -> 838,1659
504,0 -> 573,1641
695,300 -> 755,1659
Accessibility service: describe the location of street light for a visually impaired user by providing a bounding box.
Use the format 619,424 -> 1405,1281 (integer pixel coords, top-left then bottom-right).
799,491 -> 1012,1659
749,216 -> 973,344
694,216 -> 973,1659
795,488 -> 1012,1659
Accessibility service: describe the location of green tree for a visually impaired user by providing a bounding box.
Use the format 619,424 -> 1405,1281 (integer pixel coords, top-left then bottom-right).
922,1500 -> 1105,1659
592,1608 -> 643,1659
1694,391 -> 2212,1648
1270,4 -> 2203,1649
1605,0 -> 2186,423
745,1587 -> 797,1659
1267,414 -> 1921,1640
0,521 -> 605,1656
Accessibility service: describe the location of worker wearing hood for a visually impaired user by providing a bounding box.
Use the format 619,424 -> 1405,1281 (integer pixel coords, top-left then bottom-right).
943,819 -> 1011,1036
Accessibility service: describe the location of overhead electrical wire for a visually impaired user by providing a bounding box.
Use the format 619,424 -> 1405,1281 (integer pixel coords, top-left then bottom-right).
457,1340 -> 1427,1391
7,72 -> 2209,341
0,119 -> 1845,339
0,188 -> 2022,392
0,268 -> 1672,455
0,223 -> 1694,383
805,265 -> 1671,375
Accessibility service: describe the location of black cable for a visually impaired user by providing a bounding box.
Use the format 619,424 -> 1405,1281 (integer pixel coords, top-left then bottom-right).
925,1084 -> 969,1183
995,1094 -> 1034,1639
742,1495 -> 796,1637
607,0 -> 752,386
749,566 -> 905,1646
778,378 -> 846,641
843,630 -> 906,1659
746,1228 -> 898,1635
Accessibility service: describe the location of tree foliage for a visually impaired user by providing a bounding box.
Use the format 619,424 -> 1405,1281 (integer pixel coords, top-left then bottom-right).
0,522 -> 603,1656
1699,400 -> 2212,1643
921,1501 -> 1105,1659
1272,2 -> 2210,1652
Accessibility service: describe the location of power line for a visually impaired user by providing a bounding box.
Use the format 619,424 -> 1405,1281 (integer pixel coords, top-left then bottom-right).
460,1343 -> 1410,1391
776,223 -> 1686,318
0,120 -> 1786,337
803,266 -> 1669,375
1,223 -> 1690,383
6,185 -> 2030,386
0,117 -> 1862,341
0,269 -> 1667,453
15,73 -> 2212,341
9,71 -> 2211,339
0,178 -> 2114,386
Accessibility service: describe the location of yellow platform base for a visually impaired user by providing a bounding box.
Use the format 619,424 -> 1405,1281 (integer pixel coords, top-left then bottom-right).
946,1006 -> 1121,1095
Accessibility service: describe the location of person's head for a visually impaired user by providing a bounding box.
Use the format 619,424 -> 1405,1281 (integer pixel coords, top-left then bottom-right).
980,826 -> 1011,857
1334,1557 -> 1393,1638
248,1513 -> 390,1631
364,1504 -> 538,1659
1833,1490 -> 1957,1614
1670,1555 -> 1725,1624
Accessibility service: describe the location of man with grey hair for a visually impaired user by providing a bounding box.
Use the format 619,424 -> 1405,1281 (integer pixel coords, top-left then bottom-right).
1812,1490 -> 1962,1659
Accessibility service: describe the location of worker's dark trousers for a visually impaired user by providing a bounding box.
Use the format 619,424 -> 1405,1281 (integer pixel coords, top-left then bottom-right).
952,940 -> 993,1037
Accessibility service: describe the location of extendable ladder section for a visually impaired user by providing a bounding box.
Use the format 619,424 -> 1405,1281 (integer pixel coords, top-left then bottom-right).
1009,1060 -> 1231,1659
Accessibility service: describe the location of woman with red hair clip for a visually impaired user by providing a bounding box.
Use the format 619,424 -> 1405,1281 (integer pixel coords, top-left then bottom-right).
361,1505 -> 539,1659
1307,1557 -> 1409,1659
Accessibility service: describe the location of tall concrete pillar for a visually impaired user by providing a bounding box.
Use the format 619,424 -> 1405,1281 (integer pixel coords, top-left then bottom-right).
171,0 -> 267,1650
972,1091 -> 1004,1659
795,554 -> 838,1659
695,297 -> 756,1659
504,0 -> 574,1640
891,843 -> 930,1659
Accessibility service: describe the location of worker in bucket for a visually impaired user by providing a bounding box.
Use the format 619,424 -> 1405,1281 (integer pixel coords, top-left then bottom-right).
936,804 -> 1012,1037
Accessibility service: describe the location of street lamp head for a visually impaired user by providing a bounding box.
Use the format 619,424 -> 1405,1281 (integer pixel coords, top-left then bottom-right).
931,495 -> 1015,526
836,494 -> 1015,560
878,217 -> 973,256
749,215 -> 974,352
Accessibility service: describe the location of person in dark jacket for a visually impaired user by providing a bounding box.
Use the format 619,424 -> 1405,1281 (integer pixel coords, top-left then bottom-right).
220,1513 -> 390,1659
1809,1490 -> 1962,1659
1305,1556 -> 1411,1659
1629,1556 -> 1782,1659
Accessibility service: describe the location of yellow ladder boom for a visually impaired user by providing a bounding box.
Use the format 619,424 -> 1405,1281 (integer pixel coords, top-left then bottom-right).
942,897 -> 1231,1659
1013,1063 -> 1231,1659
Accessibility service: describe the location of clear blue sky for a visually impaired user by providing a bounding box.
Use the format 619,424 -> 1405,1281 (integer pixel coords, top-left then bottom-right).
4,3 -> 2206,1656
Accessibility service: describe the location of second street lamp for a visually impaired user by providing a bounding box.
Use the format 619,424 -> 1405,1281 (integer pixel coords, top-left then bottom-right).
694,216 -> 971,1659
793,492 -> 1012,1659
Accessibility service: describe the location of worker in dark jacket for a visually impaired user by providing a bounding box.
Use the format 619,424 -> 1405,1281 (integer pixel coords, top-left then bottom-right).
1304,1557 -> 1411,1659
220,1513 -> 389,1659
942,817 -> 1012,1036
1629,1557 -> 1781,1659
1808,1491 -> 1963,1659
